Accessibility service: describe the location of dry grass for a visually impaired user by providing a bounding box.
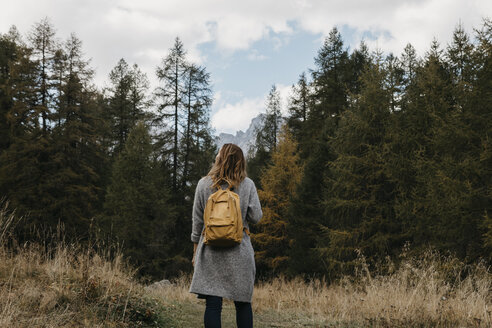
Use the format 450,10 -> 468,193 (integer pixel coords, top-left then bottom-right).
0,201 -> 178,327
1,198 -> 491,327
156,249 -> 492,327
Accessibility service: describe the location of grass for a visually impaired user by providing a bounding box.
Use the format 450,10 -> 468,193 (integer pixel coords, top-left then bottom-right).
0,201 -> 180,327
150,248 -> 492,327
0,200 -> 491,327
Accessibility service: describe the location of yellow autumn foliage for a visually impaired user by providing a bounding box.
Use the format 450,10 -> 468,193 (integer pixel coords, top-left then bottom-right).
251,125 -> 303,274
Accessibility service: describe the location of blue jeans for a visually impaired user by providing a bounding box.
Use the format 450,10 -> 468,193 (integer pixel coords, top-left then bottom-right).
204,295 -> 253,328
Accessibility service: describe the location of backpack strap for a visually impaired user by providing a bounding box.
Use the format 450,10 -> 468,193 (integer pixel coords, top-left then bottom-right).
223,178 -> 234,190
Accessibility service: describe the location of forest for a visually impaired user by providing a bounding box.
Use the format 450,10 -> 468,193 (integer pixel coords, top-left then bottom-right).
0,17 -> 491,283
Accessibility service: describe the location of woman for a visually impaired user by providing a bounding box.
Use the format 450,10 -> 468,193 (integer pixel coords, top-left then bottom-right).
189,143 -> 263,328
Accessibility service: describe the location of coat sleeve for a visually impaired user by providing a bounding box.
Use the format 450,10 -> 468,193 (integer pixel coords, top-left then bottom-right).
191,179 -> 206,243
246,180 -> 263,224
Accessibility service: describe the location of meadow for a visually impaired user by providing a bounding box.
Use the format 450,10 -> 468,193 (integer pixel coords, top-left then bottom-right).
1,202 -> 490,327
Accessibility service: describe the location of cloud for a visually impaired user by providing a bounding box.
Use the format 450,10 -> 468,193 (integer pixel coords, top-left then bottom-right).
247,49 -> 268,61
2,0 -> 490,136
211,97 -> 265,134
211,83 -> 294,134
275,83 -> 294,116
2,0 -> 490,89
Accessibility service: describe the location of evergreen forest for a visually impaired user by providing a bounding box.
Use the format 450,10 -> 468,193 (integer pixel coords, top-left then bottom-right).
1,17 -> 491,282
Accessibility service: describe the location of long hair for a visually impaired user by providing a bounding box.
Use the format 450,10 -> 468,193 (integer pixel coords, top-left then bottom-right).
207,143 -> 247,190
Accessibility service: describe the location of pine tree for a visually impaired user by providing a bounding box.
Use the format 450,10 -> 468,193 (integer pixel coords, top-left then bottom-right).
384,53 -> 405,112
309,26 -> 350,130
474,18 -> 492,257
248,85 -> 283,188
152,37 -> 216,272
154,37 -> 188,191
390,38 -> 458,256
0,27 -> 21,152
319,55 -> 399,277
129,63 -> 151,122
102,122 -> 175,278
400,43 -> 420,90
287,27 -> 353,275
255,84 -> 282,153
287,72 -> 311,144
45,33 -> 107,235
347,40 -> 371,97
27,17 -> 57,133
446,21 -> 474,98
0,24 -> 53,231
251,126 -> 303,276
180,62 -> 214,192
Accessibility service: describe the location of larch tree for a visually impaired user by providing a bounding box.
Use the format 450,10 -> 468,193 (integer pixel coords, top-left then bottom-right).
27,17 -> 57,133
180,62 -> 214,191
251,125 -> 303,276
154,37 -> 188,191
347,40 -> 371,97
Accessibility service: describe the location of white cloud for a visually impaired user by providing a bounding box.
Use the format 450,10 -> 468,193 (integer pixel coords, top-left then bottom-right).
2,0 -> 491,135
2,0 -> 490,89
212,83 -> 293,134
247,49 -> 268,61
275,83 -> 294,116
211,97 -> 265,134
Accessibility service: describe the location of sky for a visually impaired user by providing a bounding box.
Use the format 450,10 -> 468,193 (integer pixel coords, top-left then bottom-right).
1,0 -> 491,135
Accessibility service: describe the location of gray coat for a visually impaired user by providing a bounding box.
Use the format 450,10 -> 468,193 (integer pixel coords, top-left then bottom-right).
189,176 -> 263,303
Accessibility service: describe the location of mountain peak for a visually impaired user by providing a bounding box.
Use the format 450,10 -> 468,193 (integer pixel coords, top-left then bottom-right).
215,114 -> 265,156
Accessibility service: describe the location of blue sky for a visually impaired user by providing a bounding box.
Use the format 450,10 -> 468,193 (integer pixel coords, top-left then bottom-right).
200,20 -> 320,99
1,0 -> 491,134
200,21 -> 324,134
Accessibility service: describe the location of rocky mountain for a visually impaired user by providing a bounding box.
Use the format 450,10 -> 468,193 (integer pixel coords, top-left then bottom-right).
215,113 -> 265,157
214,113 -> 287,157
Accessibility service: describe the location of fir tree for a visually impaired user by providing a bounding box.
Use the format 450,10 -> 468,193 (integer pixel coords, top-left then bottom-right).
474,18 -> 492,257
309,26 -> 350,129
287,72 -> 311,145
255,84 -> 282,153
320,56 -> 399,277
0,24 -> 52,232
46,33 -> 107,235
102,122 -> 175,278
347,40 -> 371,97
287,27 -> 353,275
248,85 -> 283,188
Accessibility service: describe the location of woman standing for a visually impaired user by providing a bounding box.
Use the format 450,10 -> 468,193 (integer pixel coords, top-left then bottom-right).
189,143 -> 263,328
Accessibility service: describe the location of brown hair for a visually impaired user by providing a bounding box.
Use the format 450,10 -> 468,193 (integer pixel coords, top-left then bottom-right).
207,143 -> 247,190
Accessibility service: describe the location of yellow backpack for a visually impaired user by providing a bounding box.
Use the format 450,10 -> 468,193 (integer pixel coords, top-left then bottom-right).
202,181 -> 248,247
